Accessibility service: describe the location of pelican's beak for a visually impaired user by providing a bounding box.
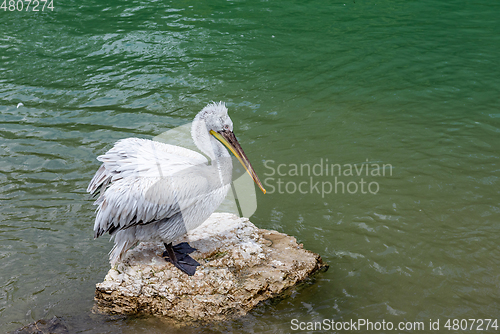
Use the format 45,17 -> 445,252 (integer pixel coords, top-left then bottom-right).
210,129 -> 266,194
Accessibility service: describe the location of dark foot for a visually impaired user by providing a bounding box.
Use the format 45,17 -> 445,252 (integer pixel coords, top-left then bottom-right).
172,242 -> 197,255
162,242 -> 200,276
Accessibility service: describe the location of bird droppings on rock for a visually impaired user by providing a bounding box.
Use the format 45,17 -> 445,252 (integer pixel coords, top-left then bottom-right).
94,213 -> 328,323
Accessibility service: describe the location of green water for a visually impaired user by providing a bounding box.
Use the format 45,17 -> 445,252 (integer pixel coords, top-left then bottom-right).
1,0 -> 499,332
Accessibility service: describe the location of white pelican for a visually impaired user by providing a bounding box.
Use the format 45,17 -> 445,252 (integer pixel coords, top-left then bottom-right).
87,102 -> 266,275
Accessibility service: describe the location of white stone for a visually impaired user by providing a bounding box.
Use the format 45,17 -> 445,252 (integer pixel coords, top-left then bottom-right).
94,213 -> 328,323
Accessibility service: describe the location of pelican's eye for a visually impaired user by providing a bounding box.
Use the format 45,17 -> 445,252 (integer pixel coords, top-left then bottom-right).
224,124 -> 230,130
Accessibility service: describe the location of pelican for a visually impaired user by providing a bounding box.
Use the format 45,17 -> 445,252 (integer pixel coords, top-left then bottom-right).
87,102 -> 266,276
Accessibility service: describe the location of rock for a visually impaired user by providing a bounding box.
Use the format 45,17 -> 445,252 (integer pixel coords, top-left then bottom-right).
94,213 -> 328,323
10,316 -> 69,334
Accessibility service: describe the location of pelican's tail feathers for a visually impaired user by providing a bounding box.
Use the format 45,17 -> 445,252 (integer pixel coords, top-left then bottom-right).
109,230 -> 136,265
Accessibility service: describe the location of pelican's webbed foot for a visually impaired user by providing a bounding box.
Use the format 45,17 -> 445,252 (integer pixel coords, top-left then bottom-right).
162,242 -> 200,276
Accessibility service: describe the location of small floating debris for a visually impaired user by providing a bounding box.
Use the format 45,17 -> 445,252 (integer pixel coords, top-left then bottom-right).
11,316 -> 69,334
16,103 -> 24,108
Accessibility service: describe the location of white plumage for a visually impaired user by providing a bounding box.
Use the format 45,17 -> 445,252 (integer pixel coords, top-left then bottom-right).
87,102 -> 265,269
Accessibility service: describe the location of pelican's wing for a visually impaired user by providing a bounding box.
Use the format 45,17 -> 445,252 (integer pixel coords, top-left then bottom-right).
92,167 -> 226,238
87,138 -> 219,238
87,137 -> 207,196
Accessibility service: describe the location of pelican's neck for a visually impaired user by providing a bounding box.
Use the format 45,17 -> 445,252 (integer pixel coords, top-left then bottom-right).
191,107 -> 233,189
209,136 -> 231,162
191,114 -> 230,162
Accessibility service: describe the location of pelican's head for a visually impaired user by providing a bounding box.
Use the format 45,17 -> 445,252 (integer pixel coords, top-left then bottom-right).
197,101 -> 233,133
192,102 -> 266,194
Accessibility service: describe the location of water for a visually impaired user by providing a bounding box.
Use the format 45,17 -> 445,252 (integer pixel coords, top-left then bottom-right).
1,0 -> 499,332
